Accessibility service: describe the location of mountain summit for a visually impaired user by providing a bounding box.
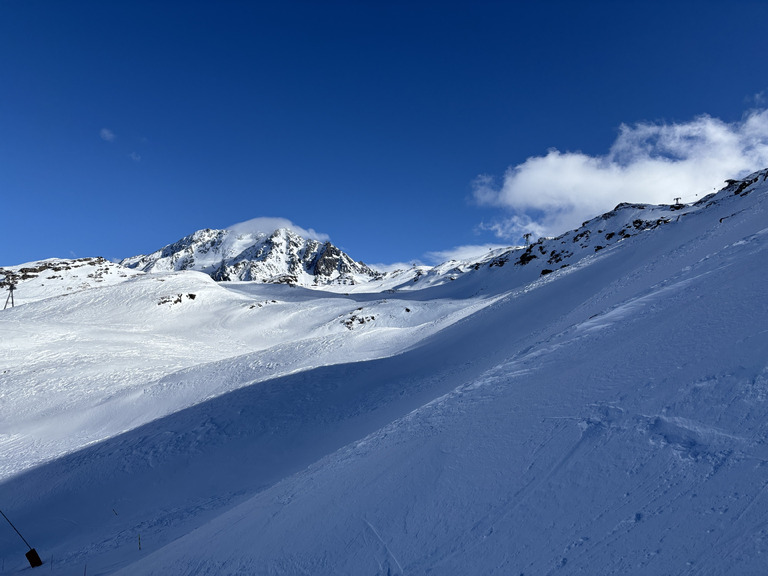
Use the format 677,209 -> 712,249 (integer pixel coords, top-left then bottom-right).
120,227 -> 381,285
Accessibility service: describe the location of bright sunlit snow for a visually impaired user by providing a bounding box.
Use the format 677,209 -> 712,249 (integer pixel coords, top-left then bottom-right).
1,172 -> 768,574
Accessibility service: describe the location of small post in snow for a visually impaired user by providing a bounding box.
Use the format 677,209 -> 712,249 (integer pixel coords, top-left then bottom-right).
673,197 -> 682,206
0,508 -> 43,567
523,232 -> 532,246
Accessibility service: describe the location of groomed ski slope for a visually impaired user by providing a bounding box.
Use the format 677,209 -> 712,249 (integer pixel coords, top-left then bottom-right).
1,172 -> 768,574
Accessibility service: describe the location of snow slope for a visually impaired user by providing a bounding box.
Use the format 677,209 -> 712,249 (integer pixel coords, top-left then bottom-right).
1,171 -> 767,574
0,269 -> 494,481
0,257 -> 143,307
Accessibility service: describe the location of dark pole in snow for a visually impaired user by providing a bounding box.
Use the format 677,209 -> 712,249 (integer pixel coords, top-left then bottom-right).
0,508 -> 43,567
0,508 -> 32,549
3,285 -> 13,310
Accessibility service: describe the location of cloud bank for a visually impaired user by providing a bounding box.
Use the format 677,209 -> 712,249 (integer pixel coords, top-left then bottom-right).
227,217 -> 330,242
475,109 -> 768,240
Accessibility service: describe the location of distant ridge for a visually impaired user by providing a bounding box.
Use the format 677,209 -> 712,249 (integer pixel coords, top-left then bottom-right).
5,169 -> 767,298
120,227 -> 382,286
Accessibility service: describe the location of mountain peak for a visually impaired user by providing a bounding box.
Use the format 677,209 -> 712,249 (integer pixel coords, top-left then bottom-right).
121,225 -> 380,286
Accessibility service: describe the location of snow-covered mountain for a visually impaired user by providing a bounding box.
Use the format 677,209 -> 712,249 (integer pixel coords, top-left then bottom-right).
120,227 -> 381,285
0,257 -> 143,307
1,169 -> 768,575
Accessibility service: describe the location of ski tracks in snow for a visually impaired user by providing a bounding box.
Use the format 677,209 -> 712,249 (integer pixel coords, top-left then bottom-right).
363,518 -> 405,576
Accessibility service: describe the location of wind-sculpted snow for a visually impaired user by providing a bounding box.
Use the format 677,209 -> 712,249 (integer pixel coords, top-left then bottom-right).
1,171 -> 767,574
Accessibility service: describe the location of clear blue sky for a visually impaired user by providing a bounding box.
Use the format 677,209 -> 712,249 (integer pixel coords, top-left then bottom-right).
2,0 -> 767,267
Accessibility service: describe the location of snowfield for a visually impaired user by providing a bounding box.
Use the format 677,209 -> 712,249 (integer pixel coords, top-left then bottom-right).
1,171 -> 768,574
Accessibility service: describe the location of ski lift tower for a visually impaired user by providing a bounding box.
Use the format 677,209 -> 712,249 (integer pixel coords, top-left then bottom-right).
3,274 -> 16,310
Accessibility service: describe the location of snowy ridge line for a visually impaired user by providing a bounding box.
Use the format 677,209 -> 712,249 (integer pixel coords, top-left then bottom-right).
2,169 -> 766,306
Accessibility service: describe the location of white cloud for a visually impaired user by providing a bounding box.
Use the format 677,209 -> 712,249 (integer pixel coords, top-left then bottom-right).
227,217 -> 330,242
475,109 -> 768,240
100,128 -> 116,142
367,261 -> 421,273
425,243 -> 511,264
369,244 -> 515,272
129,152 -> 141,162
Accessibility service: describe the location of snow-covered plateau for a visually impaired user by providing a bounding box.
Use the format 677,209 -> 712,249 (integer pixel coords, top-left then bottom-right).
1,170 -> 768,574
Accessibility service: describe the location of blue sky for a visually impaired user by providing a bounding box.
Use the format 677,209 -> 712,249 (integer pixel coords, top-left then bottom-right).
2,0 -> 768,268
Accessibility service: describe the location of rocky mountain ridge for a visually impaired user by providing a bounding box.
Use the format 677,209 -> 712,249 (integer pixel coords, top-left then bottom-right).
461,168 -> 768,275
120,227 -> 382,286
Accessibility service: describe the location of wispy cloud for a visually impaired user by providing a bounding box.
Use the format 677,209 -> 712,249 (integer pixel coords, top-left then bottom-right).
425,243 -> 511,264
369,244 -> 513,272
129,152 -> 141,162
227,217 -> 330,242
99,128 -> 116,142
474,109 -> 768,240
367,261 -> 421,273
747,92 -> 766,107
